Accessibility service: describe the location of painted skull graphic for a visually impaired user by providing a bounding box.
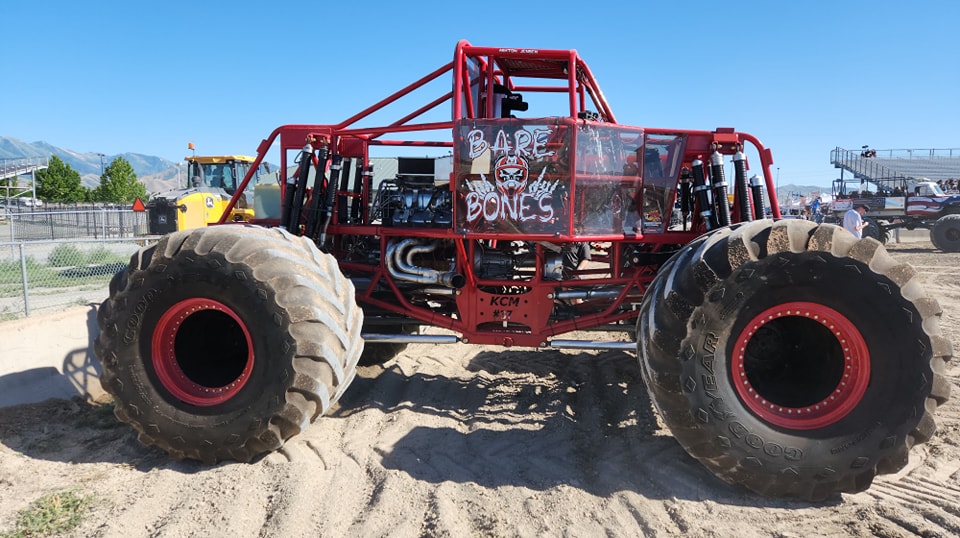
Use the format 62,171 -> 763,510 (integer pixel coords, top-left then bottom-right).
494,153 -> 529,197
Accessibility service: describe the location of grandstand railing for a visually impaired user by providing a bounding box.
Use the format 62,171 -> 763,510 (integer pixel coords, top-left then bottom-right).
831,147 -> 907,182
862,148 -> 960,159
831,147 -> 960,184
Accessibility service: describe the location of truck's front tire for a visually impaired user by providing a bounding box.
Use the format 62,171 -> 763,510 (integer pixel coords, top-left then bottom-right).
638,219 -> 951,500
95,225 -> 363,463
932,214 -> 960,252
862,217 -> 886,244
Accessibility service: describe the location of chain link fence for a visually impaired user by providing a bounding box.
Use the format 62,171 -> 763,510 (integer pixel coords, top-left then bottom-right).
0,209 -> 157,320
2,206 -> 149,241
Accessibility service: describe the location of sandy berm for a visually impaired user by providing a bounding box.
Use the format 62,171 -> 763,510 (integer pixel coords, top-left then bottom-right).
1,239 -> 959,537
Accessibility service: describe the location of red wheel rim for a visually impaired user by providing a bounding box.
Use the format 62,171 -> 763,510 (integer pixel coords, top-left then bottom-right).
151,298 -> 254,407
732,301 -> 870,430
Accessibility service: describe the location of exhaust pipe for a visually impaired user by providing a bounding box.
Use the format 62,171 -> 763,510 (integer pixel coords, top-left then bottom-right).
386,239 -> 465,288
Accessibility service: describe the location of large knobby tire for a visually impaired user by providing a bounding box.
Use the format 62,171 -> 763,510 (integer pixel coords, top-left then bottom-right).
931,214 -> 960,252
929,229 -> 943,251
862,217 -> 887,244
94,225 -> 363,463
637,219 -> 951,500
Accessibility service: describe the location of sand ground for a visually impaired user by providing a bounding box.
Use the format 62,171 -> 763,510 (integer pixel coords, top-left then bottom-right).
1,237 -> 958,537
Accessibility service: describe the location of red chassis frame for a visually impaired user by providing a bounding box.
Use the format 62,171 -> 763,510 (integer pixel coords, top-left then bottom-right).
218,40 -> 780,348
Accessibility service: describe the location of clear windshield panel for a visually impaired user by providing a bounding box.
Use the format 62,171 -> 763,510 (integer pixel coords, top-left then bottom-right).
636,134 -> 686,233
573,124 -> 645,235
454,121 -> 686,237
458,56 -> 482,119
455,119 -> 572,235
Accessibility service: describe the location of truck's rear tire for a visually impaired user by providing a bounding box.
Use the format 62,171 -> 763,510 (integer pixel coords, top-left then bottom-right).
95,225 -> 363,463
932,214 -> 960,252
637,219 -> 951,500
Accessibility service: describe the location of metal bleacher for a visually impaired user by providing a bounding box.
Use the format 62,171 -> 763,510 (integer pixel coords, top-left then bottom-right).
831,147 -> 960,183
1,157 -> 49,206
1,156 -> 49,181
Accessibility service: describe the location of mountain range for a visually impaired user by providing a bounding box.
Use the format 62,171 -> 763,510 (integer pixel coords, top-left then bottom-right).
2,136 -> 191,194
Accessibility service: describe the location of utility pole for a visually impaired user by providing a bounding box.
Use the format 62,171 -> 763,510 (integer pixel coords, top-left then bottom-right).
97,153 -> 106,175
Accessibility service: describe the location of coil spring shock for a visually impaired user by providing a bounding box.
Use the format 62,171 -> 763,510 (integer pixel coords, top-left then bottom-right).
679,167 -> 693,231
710,147 -> 731,227
733,148 -> 753,222
691,158 -> 716,231
750,174 -> 766,219
282,139 -> 315,232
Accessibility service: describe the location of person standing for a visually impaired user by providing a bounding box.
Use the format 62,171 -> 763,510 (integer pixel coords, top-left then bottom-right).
843,204 -> 869,238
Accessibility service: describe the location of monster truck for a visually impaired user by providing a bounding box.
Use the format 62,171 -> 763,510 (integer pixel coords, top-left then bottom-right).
95,41 -> 951,501
830,175 -> 960,250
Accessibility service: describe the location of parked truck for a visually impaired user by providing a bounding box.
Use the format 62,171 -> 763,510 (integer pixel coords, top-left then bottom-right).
95,41 -> 951,501
830,176 -> 960,250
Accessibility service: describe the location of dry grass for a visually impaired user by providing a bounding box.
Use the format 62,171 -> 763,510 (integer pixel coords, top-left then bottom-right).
0,489 -> 94,538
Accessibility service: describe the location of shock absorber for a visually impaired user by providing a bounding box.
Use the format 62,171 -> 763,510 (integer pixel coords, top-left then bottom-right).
750,174 -> 766,220
336,158 -> 352,226
733,148 -> 752,222
282,139 -> 315,232
348,160 -> 365,224
317,155 -> 344,248
709,148 -> 732,227
336,159 -> 353,226
360,164 -> 373,223
691,158 -> 716,231
304,144 -> 331,239
679,167 -> 693,231
280,173 -> 297,231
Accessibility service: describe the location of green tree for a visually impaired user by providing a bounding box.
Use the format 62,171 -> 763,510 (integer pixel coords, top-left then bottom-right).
35,155 -> 88,202
92,156 -> 147,204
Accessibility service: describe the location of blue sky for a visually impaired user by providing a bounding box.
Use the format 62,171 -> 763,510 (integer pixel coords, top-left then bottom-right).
2,1 -> 957,189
